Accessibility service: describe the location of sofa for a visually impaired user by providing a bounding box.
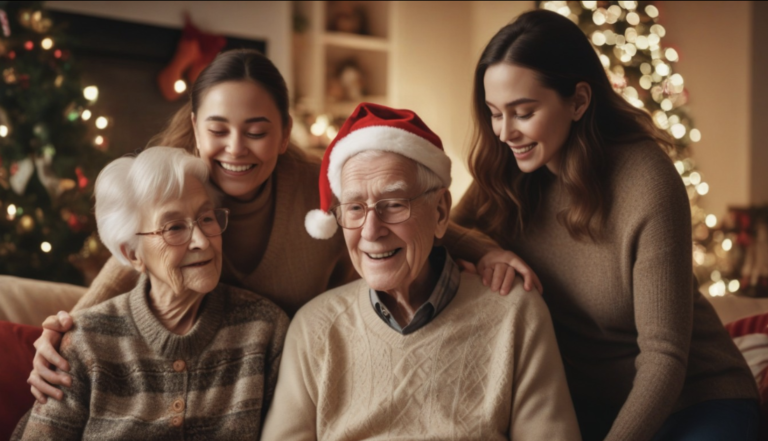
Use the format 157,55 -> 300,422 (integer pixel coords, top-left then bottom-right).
1,276 -> 767,440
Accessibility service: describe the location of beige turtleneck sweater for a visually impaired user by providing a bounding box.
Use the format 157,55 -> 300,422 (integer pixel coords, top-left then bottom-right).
452,140 -> 758,441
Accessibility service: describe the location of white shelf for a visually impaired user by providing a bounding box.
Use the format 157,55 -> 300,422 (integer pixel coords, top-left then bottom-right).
323,32 -> 390,52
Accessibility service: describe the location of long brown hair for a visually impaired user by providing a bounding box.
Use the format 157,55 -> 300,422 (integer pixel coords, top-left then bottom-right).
148,49 -> 293,155
469,10 -> 672,241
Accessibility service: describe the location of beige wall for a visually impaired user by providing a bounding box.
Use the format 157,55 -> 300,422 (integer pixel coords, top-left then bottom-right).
751,2 -> 768,205
44,1 -> 292,92
662,1 -> 752,218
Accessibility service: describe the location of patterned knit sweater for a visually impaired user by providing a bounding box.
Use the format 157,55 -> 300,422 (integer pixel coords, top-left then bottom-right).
13,276 -> 289,440
452,140 -> 758,441
261,273 -> 582,441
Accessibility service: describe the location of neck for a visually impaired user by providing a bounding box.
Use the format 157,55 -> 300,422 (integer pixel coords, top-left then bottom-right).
381,260 -> 439,327
146,276 -> 207,335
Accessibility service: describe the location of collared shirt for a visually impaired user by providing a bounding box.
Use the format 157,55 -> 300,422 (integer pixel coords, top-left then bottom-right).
369,247 -> 460,335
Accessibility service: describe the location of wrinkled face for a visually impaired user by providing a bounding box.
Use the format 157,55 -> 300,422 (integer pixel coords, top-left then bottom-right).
192,80 -> 291,201
340,153 -> 448,294
135,177 -> 223,297
484,63 -> 575,174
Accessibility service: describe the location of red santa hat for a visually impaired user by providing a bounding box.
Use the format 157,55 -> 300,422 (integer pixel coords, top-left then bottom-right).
305,102 -> 451,239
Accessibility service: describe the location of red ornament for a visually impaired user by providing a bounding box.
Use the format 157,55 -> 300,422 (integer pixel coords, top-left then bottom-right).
24,41 -> 33,51
54,49 -> 62,59
67,213 -> 81,231
10,162 -> 18,176
75,167 -> 88,189
8,50 -> 15,60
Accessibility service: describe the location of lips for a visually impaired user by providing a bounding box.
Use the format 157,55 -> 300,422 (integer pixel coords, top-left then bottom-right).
217,161 -> 256,173
182,258 -> 212,268
365,248 -> 401,260
510,143 -> 537,155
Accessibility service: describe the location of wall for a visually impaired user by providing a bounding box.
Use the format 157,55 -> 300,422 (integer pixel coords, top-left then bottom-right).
751,2 -> 768,205
44,1 -> 292,92
662,1 -> 752,218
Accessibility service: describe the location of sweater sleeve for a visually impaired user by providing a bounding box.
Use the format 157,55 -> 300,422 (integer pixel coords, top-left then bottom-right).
605,153 -> 693,441
510,293 -> 582,441
260,315 -> 318,441
15,331 -> 90,440
73,255 -> 139,311
261,309 -> 291,423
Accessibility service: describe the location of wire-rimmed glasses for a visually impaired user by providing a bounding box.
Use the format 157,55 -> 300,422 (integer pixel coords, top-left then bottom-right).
135,208 -> 230,246
330,190 -> 436,230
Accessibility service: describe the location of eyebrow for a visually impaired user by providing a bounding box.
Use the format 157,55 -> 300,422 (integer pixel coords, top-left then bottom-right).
341,181 -> 409,203
205,116 -> 271,124
486,98 -> 539,108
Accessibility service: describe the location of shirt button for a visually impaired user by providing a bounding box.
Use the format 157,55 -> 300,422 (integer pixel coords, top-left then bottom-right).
172,398 -> 185,413
171,416 -> 183,427
173,360 -> 186,372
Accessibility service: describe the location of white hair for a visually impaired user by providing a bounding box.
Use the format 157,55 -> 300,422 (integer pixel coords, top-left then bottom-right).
347,150 -> 445,195
94,146 -> 213,265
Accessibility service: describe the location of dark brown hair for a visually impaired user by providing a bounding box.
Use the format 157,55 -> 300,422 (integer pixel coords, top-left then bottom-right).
469,10 -> 672,241
149,49 -> 291,153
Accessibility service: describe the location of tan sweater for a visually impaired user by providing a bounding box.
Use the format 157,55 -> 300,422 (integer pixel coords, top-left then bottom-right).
13,275 -> 289,440
261,273 -> 581,441
453,141 -> 758,441
83,147 -> 491,317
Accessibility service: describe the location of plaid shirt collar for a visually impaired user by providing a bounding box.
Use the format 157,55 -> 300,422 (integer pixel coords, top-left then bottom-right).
369,247 -> 460,335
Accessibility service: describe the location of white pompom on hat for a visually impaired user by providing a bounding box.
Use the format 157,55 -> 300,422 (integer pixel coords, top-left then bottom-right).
305,102 -> 451,239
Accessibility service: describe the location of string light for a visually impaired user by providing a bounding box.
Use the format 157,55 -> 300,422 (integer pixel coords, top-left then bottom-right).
83,85 -> 99,102
40,242 -> 52,253
722,239 -> 733,251
95,116 -> 108,129
705,214 -> 717,228
94,135 -> 104,146
645,5 -> 659,18
665,48 -> 679,62
174,79 -> 187,94
696,182 -> 709,195
0,125 -> 8,137
41,38 -> 53,50
728,280 -> 740,293
626,12 -> 640,25
24,41 -> 33,50
7,204 -> 17,220
690,128 -> 702,142
81,109 -> 92,121
689,172 -> 702,185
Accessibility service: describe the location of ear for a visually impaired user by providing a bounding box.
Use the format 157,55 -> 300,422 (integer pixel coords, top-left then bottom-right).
279,115 -> 293,155
433,188 -> 452,240
120,244 -> 146,273
572,82 -> 592,122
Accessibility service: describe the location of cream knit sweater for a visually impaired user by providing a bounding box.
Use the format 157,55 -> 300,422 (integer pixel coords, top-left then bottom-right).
261,273 -> 581,441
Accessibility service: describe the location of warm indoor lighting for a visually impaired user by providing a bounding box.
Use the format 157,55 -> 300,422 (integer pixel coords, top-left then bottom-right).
7,204 -> 17,218
41,38 -> 53,50
661,99 -> 673,111
696,182 -> 709,195
94,135 -> 104,146
95,116 -> 108,129
728,280 -> 740,293
592,31 -> 606,46
83,85 -> 99,102
592,9 -> 606,25
709,280 -> 726,297
690,128 -> 702,142
665,48 -> 679,62
174,79 -> 187,94
650,24 -> 666,37
705,214 -> 717,228
655,63 -> 670,76
81,109 -> 92,121
0,125 -> 8,137
581,1 -> 597,9
626,12 -> 640,25
671,123 -> 686,139
689,172 -> 702,185
674,161 -> 684,174
645,5 -> 659,18
722,239 -> 733,251
41,242 -> 52,253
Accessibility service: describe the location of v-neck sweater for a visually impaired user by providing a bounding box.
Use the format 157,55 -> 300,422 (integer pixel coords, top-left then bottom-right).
261,273 -> 581,441
13,275 -> 289,440
452,140 -> 758,441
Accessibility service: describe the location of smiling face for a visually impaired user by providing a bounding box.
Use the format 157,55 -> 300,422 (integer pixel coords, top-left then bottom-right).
192,80 -> 291,201
340,153 -> 450,296
133,177 -> 223,299
484,63 -> 584,174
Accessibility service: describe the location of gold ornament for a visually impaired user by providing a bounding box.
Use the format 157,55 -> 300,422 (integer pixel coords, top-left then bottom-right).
19,214 -> 35,232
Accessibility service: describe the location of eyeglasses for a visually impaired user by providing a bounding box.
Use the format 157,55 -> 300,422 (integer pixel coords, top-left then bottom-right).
136,208 -> 230,246
330,190 -> 437,230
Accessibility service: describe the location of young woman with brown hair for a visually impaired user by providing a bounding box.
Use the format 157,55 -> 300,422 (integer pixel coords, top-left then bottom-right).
26,49 -> 541,405
453,10 -> 759,441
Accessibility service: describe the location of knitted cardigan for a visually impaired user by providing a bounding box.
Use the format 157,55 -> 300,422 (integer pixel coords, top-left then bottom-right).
13,276 -> 289,440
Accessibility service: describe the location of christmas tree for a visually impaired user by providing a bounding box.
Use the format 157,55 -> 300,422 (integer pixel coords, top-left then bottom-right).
0,1 -> 113,284
537,1 -> 734,295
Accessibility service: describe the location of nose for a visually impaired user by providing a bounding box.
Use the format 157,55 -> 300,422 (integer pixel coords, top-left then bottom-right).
225,131 -> 248,158
499,115 -> 520,144
360,207 -> 388,242
188,223 -> 210,251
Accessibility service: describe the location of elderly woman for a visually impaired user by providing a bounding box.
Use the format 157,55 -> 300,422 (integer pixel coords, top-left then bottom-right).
261,104 -> 580,441
13,147 -> 289,440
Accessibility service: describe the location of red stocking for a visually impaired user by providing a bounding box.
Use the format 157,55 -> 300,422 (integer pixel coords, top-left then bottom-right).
157,36 -> 201,101
184,16 -> 226,84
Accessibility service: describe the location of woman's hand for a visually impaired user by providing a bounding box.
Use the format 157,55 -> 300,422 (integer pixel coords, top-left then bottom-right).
28,311 -> 73,404
459,249 -> 543,295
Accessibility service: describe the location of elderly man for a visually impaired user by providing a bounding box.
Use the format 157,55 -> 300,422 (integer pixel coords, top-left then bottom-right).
262,103 -> 580,440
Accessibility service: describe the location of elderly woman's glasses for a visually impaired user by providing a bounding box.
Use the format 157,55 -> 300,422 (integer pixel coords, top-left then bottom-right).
136,208 -> 230,246
331,190 -> 436,230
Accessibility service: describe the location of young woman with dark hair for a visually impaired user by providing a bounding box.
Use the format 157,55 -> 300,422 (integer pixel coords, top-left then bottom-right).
453,10 -> 759,441
26,49 -> 541,405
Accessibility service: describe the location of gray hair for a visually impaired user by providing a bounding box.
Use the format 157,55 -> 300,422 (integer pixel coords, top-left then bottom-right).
347,150 -> 445,195
94,146 -> 214,265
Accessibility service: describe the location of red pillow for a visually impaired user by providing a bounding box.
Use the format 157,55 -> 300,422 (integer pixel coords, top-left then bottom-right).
0,321 -> 42,441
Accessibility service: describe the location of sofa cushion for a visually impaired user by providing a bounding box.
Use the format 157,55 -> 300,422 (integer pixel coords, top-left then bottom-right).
0,276 -> 85,326
0,321 -> 42,441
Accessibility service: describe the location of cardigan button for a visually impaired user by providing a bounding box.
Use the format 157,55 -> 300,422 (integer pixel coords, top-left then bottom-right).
173,360 -> 186,372
172,398 -> 185,413
171,416 -> 183,427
